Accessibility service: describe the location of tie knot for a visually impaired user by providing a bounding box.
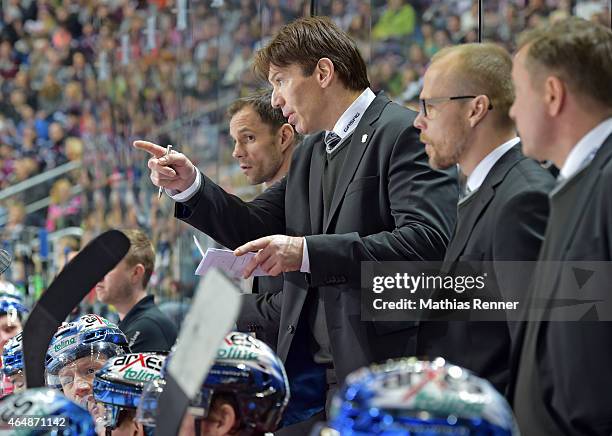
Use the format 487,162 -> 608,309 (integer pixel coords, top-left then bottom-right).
324,132 -> 342,153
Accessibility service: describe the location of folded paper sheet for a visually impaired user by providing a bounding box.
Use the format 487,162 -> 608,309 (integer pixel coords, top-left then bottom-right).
193,235 -> 267,278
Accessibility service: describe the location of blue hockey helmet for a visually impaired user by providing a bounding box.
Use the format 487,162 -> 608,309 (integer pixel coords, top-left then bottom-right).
45,314 -> 129,389
1,332 -> 25,396
93,352 -> 165,431
137,332 -> 290,433
0,280 -> 28,323
317,357 -> 518,436
0,387 -> 97,435
2,332 -> 23,377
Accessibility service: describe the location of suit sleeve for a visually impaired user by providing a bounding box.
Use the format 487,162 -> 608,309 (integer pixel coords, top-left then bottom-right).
305,124 -> 459,288
235,291 -> 283,335
175,173 -> 287,249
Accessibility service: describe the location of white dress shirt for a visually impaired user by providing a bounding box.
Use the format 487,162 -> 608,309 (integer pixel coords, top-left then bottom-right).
559,117 -> 612,181
464,137 -> 520,194
325,88 -> 377,150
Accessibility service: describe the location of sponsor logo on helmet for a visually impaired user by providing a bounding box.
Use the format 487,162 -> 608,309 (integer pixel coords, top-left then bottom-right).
224,332 -> 261,349
53,337 -> 76,352
82,314 -> 112,328
114,354 -> 163,371
123,368 -> 162,382
217,346 -> 258,361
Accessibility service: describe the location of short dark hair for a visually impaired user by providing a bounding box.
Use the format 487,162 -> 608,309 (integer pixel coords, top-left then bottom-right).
227,89 -> 286,133
517,17 -> 612,108
121,229 -> 155,289
253,16 -> 370,91
227,89 -> 302,144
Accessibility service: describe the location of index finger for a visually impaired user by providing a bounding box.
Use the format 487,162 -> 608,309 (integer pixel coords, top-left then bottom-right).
234,237 -> 271,256
133,140 -> 168,158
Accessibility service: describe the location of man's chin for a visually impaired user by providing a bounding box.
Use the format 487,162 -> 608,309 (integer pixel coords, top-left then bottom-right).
426,150 -> 453,171
426,153 -> 440,170
95,290 -> 108,303
521,142 -> 543,161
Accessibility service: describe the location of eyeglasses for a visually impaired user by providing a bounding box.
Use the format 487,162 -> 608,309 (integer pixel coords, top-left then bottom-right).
419,96 -> 493,119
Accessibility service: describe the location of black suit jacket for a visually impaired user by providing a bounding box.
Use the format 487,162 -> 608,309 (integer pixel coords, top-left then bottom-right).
175,93 -> 459,382
247,275 -> 283,350
512,133 -> 612,436
417,144 -> 554,393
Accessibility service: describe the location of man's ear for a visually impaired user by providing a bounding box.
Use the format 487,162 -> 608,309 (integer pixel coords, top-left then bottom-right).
277,123 -> 295,153
467,95 -> 491,128
131,263 -> 146,287
213,403 -> 237,435
315,58 -> 335,89
543,75 -> 565,117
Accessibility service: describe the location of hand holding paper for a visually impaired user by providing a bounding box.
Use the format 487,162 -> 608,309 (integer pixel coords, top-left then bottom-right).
193,236 -> 268,278
234,234 -> 304,278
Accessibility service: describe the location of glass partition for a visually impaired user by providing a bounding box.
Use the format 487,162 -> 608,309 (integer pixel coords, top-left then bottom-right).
0,0 -> 608,322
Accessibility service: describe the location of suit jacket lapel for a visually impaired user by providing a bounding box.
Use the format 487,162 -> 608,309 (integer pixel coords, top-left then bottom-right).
444,187 -> 494,262
549,133 -> 612,258
323,94 -> 389,233
309,133 -> 325,235
444,145 -> 524,262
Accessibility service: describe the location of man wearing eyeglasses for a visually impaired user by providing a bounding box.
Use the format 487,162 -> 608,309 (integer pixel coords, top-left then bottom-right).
413,43 -> 555,395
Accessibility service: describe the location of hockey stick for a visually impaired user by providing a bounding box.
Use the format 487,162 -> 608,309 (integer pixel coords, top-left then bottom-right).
22,229 -> 130,388
154,268 -> 242,436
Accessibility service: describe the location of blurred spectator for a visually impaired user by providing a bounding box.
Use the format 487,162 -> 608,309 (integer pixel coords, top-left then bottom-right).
46,178 -> 81,232
1,201 -> 27,242
372,0 -> 416,40
447,14 -> 464,43
0,41 -> 19,80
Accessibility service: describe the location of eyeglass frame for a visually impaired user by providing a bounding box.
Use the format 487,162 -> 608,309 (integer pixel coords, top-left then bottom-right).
419,95 -> 494,119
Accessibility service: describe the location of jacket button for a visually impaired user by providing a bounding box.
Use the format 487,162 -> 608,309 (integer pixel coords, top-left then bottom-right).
287,324 -> 296,334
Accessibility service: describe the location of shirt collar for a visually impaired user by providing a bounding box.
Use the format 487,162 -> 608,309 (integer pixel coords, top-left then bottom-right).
559,117 -> 612,181
465,137 -> 520,192
328,88 -> 376,141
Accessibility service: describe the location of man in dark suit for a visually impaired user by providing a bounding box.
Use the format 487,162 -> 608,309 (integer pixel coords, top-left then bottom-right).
509,18 -> 612,435
227,90 -> 300,349
413,43 -> 554,394
135,16 -> 458,429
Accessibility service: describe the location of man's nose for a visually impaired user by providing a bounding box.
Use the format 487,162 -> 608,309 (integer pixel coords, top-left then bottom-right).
73,375 -> 92,395
271,89 -> 283,109
232,142 -> 245,159
413,111 -> 426,131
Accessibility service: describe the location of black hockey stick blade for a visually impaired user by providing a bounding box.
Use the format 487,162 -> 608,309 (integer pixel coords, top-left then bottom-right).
22,229 -> 130,388
0,249 -> 11,275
